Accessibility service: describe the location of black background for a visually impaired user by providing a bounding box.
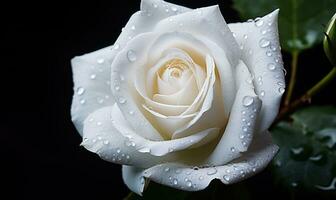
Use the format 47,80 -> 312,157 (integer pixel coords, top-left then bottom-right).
3,0 -> 336,199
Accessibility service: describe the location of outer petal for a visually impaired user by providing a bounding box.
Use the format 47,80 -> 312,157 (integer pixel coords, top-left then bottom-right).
111,103 -> 220,156
122,165 -> 148,196
71,47 -> 116,135
81,105 -> 221,168
206,61 -> 262,166
71,0 -> 190,136
124,132 -> 278,194
228,10 -> 285,132
81,105 -> 177,168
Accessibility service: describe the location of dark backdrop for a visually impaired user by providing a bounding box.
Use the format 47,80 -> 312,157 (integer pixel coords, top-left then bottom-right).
3,0 -> 336,199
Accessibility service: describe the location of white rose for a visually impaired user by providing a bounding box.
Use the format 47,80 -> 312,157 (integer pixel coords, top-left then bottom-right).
71,0 -> 285,195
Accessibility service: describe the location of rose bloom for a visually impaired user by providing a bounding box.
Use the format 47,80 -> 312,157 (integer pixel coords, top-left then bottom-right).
71,0 -> 285,195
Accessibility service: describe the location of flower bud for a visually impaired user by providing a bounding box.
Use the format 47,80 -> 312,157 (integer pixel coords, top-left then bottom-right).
324,13 -> 336,66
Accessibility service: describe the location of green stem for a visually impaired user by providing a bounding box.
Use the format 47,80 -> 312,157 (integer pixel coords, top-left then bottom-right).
284,51 -> 299,106
275,66 -> 336,124
123,192 -> 135,200
307,67 -> 336,96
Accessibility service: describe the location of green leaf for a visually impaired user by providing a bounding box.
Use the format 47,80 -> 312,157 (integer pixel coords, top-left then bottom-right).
233,0 -> 336,52
270,106 -> 336,194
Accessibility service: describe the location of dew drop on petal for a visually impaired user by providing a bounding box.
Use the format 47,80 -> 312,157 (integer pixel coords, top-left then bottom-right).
255,19 -> 264,27
90,74 -> 96,80
243,96 -> 254,107
173,178 -> 178,185
259,38 -> 270,48
114,43 -> 120,50
80,99 -> 86,104
127,50 -> 137,62
97,58 -> 105,64
164,167 -> 170,172
77,87 -> 85,95
119,97 -> 127,104
268,63 -> 276,71
207,167 -> 217,175
224,175 -> 230,181
186,180 -> 192,187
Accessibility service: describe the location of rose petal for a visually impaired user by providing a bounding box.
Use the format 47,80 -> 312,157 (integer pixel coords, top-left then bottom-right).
124,132 -> 278,194
206,61 -> 262,165
228,10 -> 285,132
72,0 -> 193,137
71,47 -> 118,135
152,76 -> 198,105
172,55 -> 227,139
81,105 -> 184,168
111,103 -> 220,155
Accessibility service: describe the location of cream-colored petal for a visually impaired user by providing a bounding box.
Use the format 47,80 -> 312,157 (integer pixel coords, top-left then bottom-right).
206,61 -> 262,165
228,10 -> 285,133
124,132 -> 278,194
153,76 -> 198,105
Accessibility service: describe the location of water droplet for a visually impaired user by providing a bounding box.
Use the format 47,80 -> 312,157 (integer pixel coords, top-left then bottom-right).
126,155 -> 130,159
193,166 -> 199,170
171,6 -> 178,12
164,167 -> 170,172
291,182 -> 298,187
119,75 -> 125,81
243,96 -> 254,107
309,154 -> 323,162
80,99 -> 86,104
247,19 -> 254,22
242,126 -> 248,132
165,8 -> 169,13
207,167 -> 217,175
255,19 -> 264,27
232,32 -> 236,38
116,148 -> 121,154
131,25 -> 136,30
96,121 -> 102,126
77,87 -> 85,95
270,44 -> 277,51
104,140 -> 109,145
268,63 -> 276,71
261,29 -> 267,35
243,34 -> 248,39
259,38 -> 270,48
240,135 -> 245,139
129,110 -> 134,115
186,180 -> 192,187
127,50 -> 137,62
230,147 -> 236,152
278,87 -> 285,94
114,43 -> 120,50
152,3 -> 158,8
97,97 -> 104,104
252,168 -> 256,172
248,49 -> 253,55
268,22 -> 273,26
175,169 -> 182,174
223,175 -> 230,181
90,74 -> 96,80
260,90 -> 265,97
173,178 -> 178,185
97,58 -> 104,64
266,51 -> 272,57
119,97 -> 127,104
199,176 -> 204,180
